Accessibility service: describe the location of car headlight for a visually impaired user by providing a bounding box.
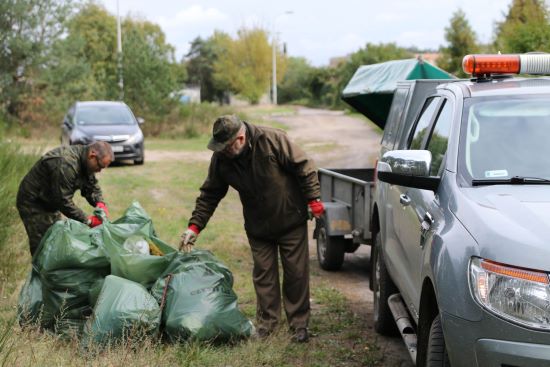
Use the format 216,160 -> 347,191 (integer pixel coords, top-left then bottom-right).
470,257 -> 550,330
126,130 -> 143,144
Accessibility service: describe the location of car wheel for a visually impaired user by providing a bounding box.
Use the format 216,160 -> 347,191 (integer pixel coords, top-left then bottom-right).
372,231 -> 398,335
134,154 -> 144,165
426,315 -> 451,367
316,216 -> 345,271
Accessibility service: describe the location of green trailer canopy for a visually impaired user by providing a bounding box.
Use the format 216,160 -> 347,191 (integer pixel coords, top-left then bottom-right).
341,58 -> 456,129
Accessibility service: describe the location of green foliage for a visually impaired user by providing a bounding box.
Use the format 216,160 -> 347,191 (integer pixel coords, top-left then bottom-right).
186,33 -> 232,104
214,27 -> 286,104
0,0 -> 73,118
494,0 -> 550,53
438,9 -> 479,77
122,19 -> 183,119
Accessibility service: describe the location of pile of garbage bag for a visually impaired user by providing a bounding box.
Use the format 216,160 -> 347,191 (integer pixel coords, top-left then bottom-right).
18,202 -> 254,344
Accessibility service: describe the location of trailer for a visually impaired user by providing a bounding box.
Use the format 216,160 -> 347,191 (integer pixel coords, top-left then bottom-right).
314,168 -> 375,270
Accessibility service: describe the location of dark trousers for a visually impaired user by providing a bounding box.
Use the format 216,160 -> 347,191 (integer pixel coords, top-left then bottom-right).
248,223 -> 310,331
16,198 -> 61,256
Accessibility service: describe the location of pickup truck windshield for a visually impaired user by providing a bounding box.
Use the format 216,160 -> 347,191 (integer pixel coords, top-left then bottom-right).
460,96 -> 550,183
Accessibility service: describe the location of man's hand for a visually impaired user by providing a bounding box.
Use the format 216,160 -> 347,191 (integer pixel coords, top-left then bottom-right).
96,202 -> 109,217
308,199 -> 325,219
88,215 -> 102,228
179,224 -> 200,253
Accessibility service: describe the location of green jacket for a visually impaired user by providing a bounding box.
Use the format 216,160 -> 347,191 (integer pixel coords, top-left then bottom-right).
189,122 -> 320,240
17,145 -> 104,223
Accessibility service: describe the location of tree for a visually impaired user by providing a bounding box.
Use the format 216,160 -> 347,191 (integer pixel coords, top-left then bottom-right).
438,9 -> 479,77
0,0 -> 73,118
277,57 -> 315,104
65,3 -> 118,100
494,0 -> 550,53
186,32 -> 231,103
213,27 -> 286,104
122,18 -> 183,117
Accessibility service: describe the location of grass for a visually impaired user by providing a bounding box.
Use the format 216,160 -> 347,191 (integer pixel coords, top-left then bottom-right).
0,128 -> 383,366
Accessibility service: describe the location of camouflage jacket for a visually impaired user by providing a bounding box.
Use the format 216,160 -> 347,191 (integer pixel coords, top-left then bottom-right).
189,122 -> 320,240
17,145 -> 104,223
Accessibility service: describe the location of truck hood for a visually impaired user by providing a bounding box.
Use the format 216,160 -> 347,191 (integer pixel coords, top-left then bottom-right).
456,186 -> 550,270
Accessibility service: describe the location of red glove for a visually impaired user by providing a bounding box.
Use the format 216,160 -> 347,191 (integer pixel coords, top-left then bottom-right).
308,199 -> 325,219
88,215 -> 102,228
189,224 -> 201,235
96,202 -> 109,217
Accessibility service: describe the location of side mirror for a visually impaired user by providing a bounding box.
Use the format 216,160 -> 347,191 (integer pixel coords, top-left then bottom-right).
63,117 -> 73,129
137,117 -> 145,125
377,150 -> 440,191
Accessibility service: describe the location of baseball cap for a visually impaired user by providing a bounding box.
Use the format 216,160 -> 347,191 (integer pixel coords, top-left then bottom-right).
207,115 -> 244,152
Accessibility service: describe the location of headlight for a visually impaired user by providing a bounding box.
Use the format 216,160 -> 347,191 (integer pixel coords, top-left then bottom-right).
470,257 -> 550,330
126,130 -> 143,144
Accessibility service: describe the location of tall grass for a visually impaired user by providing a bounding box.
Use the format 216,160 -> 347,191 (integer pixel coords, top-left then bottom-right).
0,136 -> 39,252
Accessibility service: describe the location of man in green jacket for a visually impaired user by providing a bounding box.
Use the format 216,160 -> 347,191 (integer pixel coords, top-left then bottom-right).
180,115 -> 324,343
17,141 -> 114,255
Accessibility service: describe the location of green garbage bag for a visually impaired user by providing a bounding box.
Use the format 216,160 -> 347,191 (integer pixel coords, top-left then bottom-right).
151,250 -> 254,342
17,267 -> 43,325
32,219 -> 110,332
33,219 -> 109,272
100,202 -> 177,288
83,275 -> 161,345
39,267 -> 109,329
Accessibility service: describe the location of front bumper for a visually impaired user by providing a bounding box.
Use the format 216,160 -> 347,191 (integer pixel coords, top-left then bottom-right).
443,311 -> 550,367
111,142 -> 143,161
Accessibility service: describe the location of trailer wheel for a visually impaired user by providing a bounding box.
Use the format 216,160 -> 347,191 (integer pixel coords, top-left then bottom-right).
426,315 -> 451,367
372,232 -> 398,335
316,217 -> 345,271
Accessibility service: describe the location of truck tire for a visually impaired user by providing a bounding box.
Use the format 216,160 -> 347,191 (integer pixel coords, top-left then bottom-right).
426,315 -> 451,367
372,232 -> 398,335
316,217 -> 345,271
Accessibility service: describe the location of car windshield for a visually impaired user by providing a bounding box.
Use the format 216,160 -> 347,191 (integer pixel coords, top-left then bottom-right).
75,105 -> 135,125
460,96 -> 550,181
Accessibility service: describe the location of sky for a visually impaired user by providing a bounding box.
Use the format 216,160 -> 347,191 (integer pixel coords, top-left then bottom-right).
102,0 -> 513,66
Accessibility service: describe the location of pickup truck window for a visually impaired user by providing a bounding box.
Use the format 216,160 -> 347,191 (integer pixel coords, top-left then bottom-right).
409,97 -> 441,149
427,100 -> 452,176
382,87 -> 410,149
460,96 -> 550,181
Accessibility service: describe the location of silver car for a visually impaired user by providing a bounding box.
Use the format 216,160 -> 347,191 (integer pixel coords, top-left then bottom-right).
61,101 -> 145,165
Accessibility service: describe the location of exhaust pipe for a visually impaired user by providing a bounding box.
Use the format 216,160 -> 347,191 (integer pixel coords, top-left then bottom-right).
388,293 -> 417,364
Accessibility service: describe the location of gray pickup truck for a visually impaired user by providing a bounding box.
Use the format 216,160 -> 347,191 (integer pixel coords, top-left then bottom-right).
372,54 -> 550,367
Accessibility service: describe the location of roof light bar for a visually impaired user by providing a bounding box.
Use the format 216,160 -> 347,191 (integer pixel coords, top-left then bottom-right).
462,54 -> 550,76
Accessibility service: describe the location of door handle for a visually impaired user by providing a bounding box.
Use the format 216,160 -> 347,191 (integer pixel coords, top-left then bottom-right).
399,194 -> 411,206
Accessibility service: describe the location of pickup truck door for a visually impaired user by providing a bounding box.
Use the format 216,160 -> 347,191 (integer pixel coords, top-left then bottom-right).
390,97 -> 453,314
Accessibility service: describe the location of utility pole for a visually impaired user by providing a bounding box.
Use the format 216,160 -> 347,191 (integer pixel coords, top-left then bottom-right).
117,0 -> 124,100
271,11 -> 293,105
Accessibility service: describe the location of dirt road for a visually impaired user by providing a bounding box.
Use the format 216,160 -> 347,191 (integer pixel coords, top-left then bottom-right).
274,107 -> 414,367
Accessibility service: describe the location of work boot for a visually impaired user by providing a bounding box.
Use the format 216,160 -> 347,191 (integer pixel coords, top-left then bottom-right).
291,328 -> 309,343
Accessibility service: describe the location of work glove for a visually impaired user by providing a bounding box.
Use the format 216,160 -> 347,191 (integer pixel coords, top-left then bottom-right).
96,202 -> 109,217
308,199 -> 325,219
87,215 -> 102,228
179,224 -> 200,253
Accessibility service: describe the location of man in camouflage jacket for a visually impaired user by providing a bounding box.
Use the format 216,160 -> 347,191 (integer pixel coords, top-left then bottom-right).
17,141 -> 113,255
179,115 -> 325,343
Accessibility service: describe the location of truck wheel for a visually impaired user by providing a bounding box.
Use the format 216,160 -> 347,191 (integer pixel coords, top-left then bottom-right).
426,315 -> 451,367
372,232 -> 398,335
316,217 -> 345,271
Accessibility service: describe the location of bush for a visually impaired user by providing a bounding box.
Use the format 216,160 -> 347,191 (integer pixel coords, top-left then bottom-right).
142,102 -> 239,139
